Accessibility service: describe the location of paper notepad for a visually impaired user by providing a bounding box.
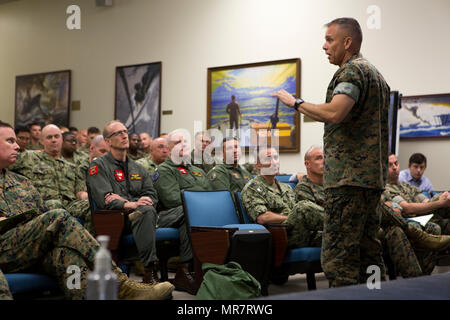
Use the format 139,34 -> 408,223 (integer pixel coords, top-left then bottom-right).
409,214 -> 434,227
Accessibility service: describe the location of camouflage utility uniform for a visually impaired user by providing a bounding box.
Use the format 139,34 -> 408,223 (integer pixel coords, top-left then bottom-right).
0,168 -> 112,300
152,157 -> 212,263
380,182 -> 444,277
136,156 -> 158,176
9,150 -> 93,234
321,53 -> 390,286
241,175 -> 324,249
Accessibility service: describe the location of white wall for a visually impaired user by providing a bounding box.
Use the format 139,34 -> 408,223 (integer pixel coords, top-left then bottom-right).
1,0 -> 449,187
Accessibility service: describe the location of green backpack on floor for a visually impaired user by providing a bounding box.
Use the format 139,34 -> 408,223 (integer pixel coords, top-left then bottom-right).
195,261 -> 261,300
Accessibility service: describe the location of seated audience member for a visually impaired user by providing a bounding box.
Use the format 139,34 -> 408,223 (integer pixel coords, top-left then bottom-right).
78,135 -> 110,179
14,126 -> 31,152
294,146 -> 324,205
127,132 -> 145,160
399,153 -> 434,195
139,132 -> 152,154
61,131 -> 89,167
0,121 -> 174,300
79,127 -> 101,154
207,136 -> 252,193
87,120 -> 161,284
241,146 -> 324,249
153,129 -> 212,295
9,124 -> 94,234
385,153 -> 450,234
136,136 -> 169,175
191,131 -> 215,174
68,126 -> 79,136
27,122 -> 43,150
77,129 -> 88,150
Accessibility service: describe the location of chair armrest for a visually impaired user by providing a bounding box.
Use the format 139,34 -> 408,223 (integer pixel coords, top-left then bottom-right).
264,224 -> 288,267
91,210 -> 125,251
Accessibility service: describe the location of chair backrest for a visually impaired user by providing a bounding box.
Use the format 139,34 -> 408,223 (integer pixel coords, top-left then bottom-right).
234,191 -> 252,224
275,175 -> 292,184
182,190 -> 240,227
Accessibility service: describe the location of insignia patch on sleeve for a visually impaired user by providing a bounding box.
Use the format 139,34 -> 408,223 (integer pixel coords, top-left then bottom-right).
89,165 -> 98,176
152,171 -> 160,181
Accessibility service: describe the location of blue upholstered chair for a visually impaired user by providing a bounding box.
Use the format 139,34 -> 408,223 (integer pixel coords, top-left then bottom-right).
235,191 -> 322,290
86,185 -> 179,281
4,273 -> 62,300
181,190 -> 272,295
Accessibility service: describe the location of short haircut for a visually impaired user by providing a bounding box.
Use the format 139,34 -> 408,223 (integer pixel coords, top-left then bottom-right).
91,135 -> 105,147
195,131 -> 210,140
29,122 -> 42,128
87,126 -> 100,135
325,17 -> 363,51
304,145 -> 323,161
69,126 -> 78,132
222,136 -> 238,149
102,120 -> 122,138
409,153 -> 427,166
14,125 -> 30,135
0,121 -> 13,130
62,131 -> 76,140
256,146 -> 277,163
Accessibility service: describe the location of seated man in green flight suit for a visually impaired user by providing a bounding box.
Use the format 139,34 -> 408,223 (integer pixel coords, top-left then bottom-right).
152,129 -> 213,295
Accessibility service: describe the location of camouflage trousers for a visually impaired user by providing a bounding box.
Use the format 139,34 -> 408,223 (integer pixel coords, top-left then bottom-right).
321,187 -> 386,287
0,209 -> 122,300
285,200 -> 324,248
384,221 -> 440,278
46,199 -> 94,235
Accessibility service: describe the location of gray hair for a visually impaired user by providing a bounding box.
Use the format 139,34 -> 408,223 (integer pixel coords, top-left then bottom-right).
304,145 -> 323,161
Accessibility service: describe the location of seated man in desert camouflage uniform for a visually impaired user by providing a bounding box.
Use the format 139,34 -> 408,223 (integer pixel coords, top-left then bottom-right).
0,121 -> 174,300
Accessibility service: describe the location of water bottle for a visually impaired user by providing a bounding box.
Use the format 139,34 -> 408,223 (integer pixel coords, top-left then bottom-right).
86,235 -> 118,300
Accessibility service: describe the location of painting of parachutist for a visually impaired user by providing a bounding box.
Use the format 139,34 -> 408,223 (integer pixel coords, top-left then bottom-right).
115,62 -> 161,138
15,70 -> 71,128
207,58 -> 301,153
399,93 -> 450,139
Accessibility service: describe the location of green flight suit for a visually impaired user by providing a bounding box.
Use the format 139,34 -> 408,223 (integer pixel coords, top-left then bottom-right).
86,152 -> 160,266
153,157 -> 213,263
207,163 -> 252,193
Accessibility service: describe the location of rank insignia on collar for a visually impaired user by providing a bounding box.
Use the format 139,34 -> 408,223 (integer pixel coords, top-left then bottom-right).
89,165 -> 98,176
130,173 -> 142,181
192,171 -> 203,177
114,169 -> 125,182
177,167 -> 188,174
232,172 -> 241,179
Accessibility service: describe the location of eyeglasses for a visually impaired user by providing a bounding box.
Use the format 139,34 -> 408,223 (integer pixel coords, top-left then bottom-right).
107,129 -> 128,139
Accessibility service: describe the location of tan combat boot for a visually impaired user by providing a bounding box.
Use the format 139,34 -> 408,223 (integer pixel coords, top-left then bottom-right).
406,224 -> 450,251
117,273 -> 174,300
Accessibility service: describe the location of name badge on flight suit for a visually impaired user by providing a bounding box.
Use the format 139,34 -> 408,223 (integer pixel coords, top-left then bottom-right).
130,173 -> 142,181
114,169 -> 125,182
192,171 -> 203,177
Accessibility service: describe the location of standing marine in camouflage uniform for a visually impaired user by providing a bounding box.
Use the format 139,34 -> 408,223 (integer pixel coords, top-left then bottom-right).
208,137 -> 252,194
153,129 -> 212,295
0,121 -> 174,300
136,136 -> 169,176
273,18 -> 389,286
380,154 -> 450,277
191,131 -> 215,174
9,124 -> 94,234
241,147 -> 324,249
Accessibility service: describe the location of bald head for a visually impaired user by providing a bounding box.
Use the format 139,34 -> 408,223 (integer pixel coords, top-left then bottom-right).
41,124 -> 62,157
150,137 -> 169,165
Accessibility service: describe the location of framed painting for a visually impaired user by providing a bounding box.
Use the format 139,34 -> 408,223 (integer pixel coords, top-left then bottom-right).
15,70 -> 71,128
207,58 -> 301,153
399,93 -> 450,139
115,61 -> 161,138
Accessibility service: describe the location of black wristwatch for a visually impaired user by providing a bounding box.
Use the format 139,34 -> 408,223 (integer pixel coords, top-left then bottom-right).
293,98 -> 304,111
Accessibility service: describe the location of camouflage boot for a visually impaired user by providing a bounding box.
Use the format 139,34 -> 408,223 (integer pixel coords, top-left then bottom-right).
406,225 -> 450,251
117,273 -> 174,300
